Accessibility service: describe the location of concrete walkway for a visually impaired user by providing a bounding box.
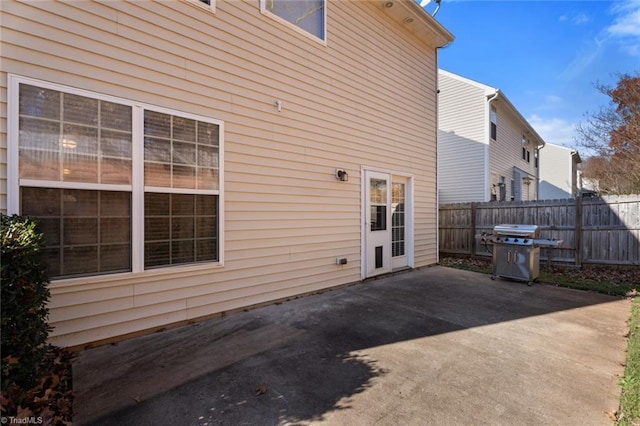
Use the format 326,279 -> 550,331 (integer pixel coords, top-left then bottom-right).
73,266 -> 631,425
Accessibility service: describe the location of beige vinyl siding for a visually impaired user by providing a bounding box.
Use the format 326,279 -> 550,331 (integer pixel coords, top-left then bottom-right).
1,0 -> 442,347
539,143 -> 576,199
437,71 -> 487,203
489,105 -> 538,201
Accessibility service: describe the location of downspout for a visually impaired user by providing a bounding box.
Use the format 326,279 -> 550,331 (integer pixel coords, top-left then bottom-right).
435,41 -> 453,266
535,140 -> 546,200
486,91 -> 499,201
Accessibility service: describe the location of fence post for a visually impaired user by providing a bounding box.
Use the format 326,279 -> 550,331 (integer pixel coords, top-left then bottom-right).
470,202 -> 477,258
575,196 -> 582,268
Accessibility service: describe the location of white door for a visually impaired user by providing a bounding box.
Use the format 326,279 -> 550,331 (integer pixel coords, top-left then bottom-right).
365,171 -> 391,277
391,176 -> 409,270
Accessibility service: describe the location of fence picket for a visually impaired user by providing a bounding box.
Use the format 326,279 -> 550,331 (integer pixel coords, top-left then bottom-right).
439,195 -> 640,266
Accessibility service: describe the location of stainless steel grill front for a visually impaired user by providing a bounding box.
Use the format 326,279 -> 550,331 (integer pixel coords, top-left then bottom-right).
480,224 -> 562,286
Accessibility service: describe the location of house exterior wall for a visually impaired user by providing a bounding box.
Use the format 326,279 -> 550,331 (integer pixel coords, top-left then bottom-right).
437,71 -> 487,203
539,143 -> 579,199
0,0 -> 448,347
438,70 -> 541,203
489,104 -> 539,201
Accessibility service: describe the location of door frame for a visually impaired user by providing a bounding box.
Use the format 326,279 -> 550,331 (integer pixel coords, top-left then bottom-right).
361,166 -> 414,279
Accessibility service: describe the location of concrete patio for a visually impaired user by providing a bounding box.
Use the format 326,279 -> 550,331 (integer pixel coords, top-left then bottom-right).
73,266 -> 631,425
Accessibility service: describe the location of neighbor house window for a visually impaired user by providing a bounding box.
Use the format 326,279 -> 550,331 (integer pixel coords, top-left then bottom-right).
490,106 -> 497,140
10,76 -> 223,279
261,0 -> 326,42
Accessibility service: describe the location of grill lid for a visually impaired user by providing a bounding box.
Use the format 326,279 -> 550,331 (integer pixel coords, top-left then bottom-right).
493,224 -> 539,237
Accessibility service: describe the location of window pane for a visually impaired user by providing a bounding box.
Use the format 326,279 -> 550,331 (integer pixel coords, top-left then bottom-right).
197,145 -> 218,167
196,194 -> 217,215
63,246 -> 99,276
21,188 -> 131,279
144,111 -> 219,190
173,116 -> 196,142
173,142 -> 196,165
392,183 -> 405,258
145,217 -> 170,240
173,165 -> 196,189
145,163 -> 172,187
144,137 -> 171,162
101,244 -> 131,272
145,241 -> 170,267
172,194 -> 194,215
144,193 -> 218,268
19,84 -> 60,119
19,84 -> 132,184
101,130 -> 132,158
101,218 -> 130,244
63,154 -> 99,183
198,122 -> 219,146
101,101 -> 132,131
144,110 -> 171,138
63,93 -> 98,126
196,239 -> 217,262
267,0 -> 325,40
172,240 -> 194,264
101,158 -> 132,185
145,192 -> 170,215
371,205 -> 386,231
19,117 -> 60,150
64,218 -> 98,245
197,168 -> 219,190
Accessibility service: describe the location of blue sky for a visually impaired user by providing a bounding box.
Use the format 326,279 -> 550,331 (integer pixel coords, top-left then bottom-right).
423,0 -> 640,153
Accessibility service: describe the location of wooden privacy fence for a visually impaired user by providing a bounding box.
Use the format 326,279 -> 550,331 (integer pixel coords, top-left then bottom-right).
439,195 -> 640,266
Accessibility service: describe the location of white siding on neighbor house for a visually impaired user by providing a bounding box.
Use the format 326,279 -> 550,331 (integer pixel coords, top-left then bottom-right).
1,0 -> 445,347
489,103 -> 539,201
437,71 -> 488,203
539,143 -> 577,199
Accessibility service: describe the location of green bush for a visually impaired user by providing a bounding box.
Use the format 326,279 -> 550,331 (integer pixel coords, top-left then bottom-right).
1,214 -> 52,393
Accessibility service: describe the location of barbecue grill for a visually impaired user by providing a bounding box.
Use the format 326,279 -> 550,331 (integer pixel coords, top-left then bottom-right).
481,224 -> 562,286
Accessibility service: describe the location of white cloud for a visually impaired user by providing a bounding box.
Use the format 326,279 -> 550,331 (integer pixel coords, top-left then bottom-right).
558,12 -> 591,25
572,13 -> 591,25
527,114 -> 577,147
560,37 -> 604,80
607,0 -> 640,54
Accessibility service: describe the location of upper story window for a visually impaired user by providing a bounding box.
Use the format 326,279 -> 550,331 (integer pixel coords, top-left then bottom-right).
189,0 -> 215,12
9,76 -> 223,280
261,0 -> 326,42
490,106 -> 497,140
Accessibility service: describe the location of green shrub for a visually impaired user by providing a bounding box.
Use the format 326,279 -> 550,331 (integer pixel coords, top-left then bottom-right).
1,214 -> 52,393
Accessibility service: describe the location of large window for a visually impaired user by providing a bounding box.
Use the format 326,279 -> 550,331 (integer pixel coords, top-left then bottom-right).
9,76 -> 223,280
261,0 -> 326,42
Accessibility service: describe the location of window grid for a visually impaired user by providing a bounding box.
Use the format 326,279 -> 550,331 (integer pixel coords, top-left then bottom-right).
12,76 -> 223,280
392,183 -> 405,257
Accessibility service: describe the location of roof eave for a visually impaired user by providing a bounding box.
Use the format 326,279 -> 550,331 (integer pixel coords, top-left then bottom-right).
379,0 -> 454,48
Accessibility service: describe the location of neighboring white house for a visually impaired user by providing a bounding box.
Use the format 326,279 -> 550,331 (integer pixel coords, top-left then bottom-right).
438,70 -> 545,203
539,143 -> 582,199
0,0 -> 453,347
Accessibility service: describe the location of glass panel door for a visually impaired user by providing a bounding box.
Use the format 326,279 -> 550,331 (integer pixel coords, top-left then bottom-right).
365,171 -> 391,277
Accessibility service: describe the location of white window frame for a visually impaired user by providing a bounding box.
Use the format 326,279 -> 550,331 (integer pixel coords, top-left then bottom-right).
189,0 -> 216,13
260,0 -> 327,44
7,74 -> 225,280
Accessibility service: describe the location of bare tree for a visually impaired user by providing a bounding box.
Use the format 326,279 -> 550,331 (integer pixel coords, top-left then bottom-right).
576,73 -> 640,195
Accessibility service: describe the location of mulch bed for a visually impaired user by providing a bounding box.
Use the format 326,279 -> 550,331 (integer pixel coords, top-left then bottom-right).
1,347 -> 74,426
